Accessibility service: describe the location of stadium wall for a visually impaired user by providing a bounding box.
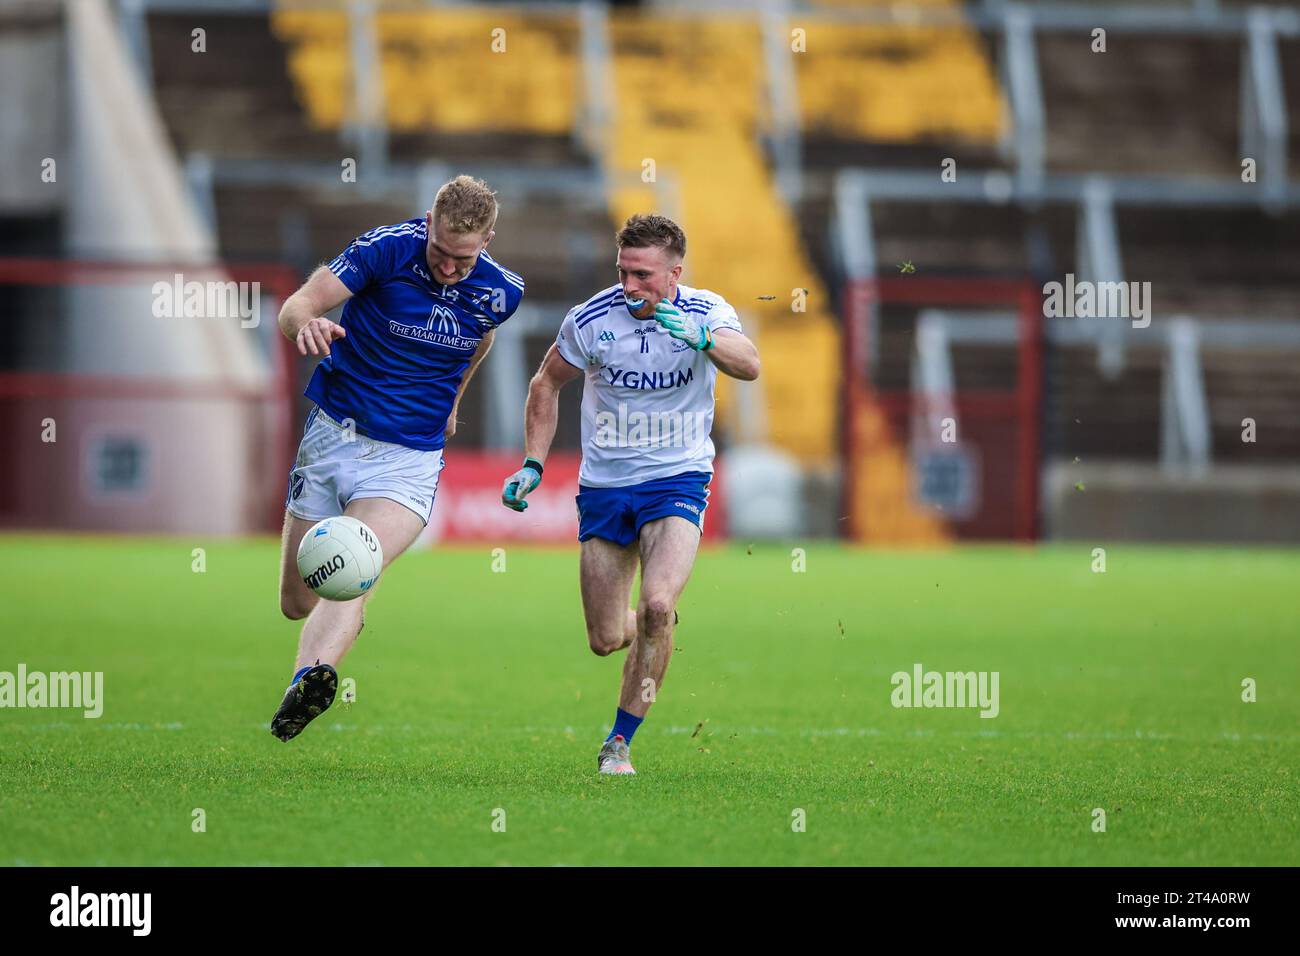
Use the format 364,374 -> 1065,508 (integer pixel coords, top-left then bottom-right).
0,0 -> 282,536
0,0 -> 61,215
1044,462 -> 1300,544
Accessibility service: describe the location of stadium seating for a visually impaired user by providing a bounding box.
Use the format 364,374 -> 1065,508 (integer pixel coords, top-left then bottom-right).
270,7 -> 579,136
796,18 -> 1003,145
796,9 -> 1300,541
148,11 -> 605,304
602,11 -> 841,464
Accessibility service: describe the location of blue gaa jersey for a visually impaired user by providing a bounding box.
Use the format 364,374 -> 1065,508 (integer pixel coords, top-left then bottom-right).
306,218 -> 525,450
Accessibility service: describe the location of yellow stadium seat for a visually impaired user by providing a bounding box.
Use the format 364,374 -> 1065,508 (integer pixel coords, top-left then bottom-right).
271,7 -> 578,135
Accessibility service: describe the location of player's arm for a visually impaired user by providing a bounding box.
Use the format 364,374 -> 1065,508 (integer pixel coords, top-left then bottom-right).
704,328 -> 760,381
445,329 -> 494,440
524,343 -> 582,462
652,301 -> 760,381
278,266 -> 353,357
501,344 -> 582,512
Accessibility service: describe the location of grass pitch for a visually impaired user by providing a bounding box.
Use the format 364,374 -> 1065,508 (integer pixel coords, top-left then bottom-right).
1,536 -> 1296,866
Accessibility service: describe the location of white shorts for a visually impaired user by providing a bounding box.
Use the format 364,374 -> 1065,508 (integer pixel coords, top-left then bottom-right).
285,406 -> 446,525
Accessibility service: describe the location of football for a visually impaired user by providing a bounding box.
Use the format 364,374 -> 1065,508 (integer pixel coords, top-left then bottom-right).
296,516 -> 384,600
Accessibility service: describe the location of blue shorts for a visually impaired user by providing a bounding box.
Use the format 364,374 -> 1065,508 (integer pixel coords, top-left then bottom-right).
576,472 -> 711,546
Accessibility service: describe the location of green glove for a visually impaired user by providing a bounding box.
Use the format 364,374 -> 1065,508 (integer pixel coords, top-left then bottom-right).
653,300 -> 713,351
501,458 -> 543,512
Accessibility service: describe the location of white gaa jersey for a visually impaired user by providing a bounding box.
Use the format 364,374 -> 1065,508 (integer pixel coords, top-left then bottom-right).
555,283 -> 743,488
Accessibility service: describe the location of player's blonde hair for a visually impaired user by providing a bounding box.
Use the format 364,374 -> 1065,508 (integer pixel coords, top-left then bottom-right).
433,175 -> 498,236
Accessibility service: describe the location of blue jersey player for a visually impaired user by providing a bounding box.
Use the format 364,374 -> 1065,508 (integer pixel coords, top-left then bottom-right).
270,175 -> 525,741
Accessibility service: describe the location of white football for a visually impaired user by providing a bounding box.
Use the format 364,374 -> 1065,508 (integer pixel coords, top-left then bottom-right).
296,516 -> 384,601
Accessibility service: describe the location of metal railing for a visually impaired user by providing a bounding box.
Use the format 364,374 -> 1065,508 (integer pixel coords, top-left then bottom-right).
833,166 -> 1300,377
901,306 -> 1300,475
1161,318 -> 1211,475
576,0 -> 613,165
344,0 -> 387,180
760,0 -> 803,207
1000,6 -> 1046,199
120,0 -> 622,182
1241,6 -> 1290,209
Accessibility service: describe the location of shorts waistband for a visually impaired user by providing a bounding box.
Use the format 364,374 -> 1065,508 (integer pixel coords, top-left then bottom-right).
579,471 -> 712,493
308,404 -> 443,459
310,405 -> 348,430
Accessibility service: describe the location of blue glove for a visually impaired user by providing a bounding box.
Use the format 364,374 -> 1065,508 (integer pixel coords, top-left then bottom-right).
501,458 -> 543,512
653,300 -> 713,351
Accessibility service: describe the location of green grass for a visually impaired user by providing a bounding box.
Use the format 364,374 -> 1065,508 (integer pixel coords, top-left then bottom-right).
0,536 -> 1296,866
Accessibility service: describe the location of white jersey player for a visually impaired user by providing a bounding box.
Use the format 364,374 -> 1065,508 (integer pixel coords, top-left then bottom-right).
501,213 -> 761,775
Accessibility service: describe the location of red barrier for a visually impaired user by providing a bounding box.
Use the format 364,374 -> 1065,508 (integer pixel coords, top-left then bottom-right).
0,257 -> 300,535
842,277 -> 1042,541
420,451 -> 726,545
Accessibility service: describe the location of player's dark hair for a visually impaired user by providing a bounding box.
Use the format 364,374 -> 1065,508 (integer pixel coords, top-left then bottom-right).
616,214 -> 686,260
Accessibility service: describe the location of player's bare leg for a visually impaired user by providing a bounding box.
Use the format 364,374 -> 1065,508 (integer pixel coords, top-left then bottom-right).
598,515 -> 700,773
292,496 -> 425,670
579,536 -> 640,656
279,510 -> 322,621
621,515 -> 699,716
271,497 -> 424,741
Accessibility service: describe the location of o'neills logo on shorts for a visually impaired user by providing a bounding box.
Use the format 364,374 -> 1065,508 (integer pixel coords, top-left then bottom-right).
303,555 -> 345,589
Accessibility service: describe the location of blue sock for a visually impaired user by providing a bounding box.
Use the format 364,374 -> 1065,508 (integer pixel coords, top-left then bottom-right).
290,665 -> 311,686
606,708 -> 644,746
